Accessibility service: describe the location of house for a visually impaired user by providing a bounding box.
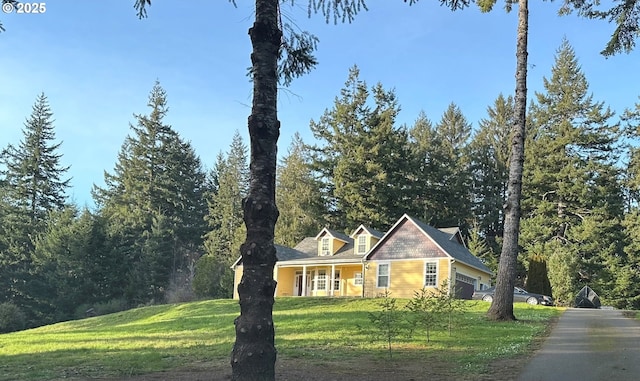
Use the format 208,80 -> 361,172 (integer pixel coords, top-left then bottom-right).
232,214 -> 492,299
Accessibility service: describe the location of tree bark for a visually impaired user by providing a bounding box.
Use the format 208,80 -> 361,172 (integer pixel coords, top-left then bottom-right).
231,0 -> 281,380
487,0 -> 528,321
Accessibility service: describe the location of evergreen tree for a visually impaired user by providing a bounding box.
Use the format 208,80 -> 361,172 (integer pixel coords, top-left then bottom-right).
275,133 -> 324,247
618,98 -> 640,308
466,222 -> 498,281
32,207 -> 116,321
93,81 -> 208,304
520,39 -> 625,305
468,94 -> 513,242
0,93 -> 70,325
310,66 -> 412,230
199,131 -> 249,298
408,104 -> 473,229
524,254 -> 552,297
1,93 -> 70,226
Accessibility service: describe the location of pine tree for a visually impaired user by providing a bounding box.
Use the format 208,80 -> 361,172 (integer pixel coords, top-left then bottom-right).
275,133 -> 324,247
0,93 -> 70,325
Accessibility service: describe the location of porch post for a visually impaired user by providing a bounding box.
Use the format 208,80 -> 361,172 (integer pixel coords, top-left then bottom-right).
330,264 -> 336,297
302,265 -> 307,297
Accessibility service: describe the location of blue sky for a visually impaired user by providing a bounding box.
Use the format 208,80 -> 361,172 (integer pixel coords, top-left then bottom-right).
1,1 -> 638,207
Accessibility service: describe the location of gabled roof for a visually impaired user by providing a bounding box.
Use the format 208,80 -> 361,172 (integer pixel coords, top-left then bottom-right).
365,214 -> 491,274
314,227 -> 350,243
349,224 -> 384,239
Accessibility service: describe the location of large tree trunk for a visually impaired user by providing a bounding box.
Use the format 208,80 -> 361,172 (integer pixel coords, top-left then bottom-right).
231,0 -> 281,380
487,0 -> 528,321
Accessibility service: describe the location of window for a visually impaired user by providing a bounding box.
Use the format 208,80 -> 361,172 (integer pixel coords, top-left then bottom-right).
377,263 -> 389,288
321,237 -> 330,256
354,272 -> 363,285
357,235 -> 367,254
333,270 -> 341,291
425,262 -> 437,287
316,270 -> 327,290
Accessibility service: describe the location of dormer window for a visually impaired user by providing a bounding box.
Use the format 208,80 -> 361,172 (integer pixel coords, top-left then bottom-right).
321,237 -> 330,256
357,235 -> 367,255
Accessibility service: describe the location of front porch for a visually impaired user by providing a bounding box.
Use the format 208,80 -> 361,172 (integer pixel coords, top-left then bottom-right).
275,264 -> 364,297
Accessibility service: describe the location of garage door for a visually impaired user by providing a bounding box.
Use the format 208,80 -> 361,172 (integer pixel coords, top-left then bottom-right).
455,273 -> 476,299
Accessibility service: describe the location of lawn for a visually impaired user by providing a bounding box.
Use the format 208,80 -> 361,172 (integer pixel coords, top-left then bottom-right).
0,298 -> 562,380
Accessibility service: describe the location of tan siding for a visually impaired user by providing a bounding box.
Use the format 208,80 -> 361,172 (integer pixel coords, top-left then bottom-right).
437,258 -> 450,287
275,267 -> 296,297
453,262 -> 492,289
341,265 -> 364,297
333,239 -> 346,254
365,259 -> 453,299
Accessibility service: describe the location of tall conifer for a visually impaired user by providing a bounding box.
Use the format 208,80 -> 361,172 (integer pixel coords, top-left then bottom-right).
93,82 -> 208,303
521,39 -> 625,304
0,93 -> 69,325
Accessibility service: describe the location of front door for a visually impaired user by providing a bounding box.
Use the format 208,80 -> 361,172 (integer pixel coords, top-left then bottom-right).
294,272 -> 303,296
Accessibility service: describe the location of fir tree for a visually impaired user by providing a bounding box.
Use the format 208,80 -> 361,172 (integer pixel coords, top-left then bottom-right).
0,93 -> 70,325
521,39 -> 625,305
408,104 -> 473,229
199,131 -> 249,297
468,94 -> 513,242
310,66 -> 412,230
93,82 -> 208,303
275,133 -> 324,247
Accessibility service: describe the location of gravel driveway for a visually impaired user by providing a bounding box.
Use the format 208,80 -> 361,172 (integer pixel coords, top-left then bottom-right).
518,308 -> 640,381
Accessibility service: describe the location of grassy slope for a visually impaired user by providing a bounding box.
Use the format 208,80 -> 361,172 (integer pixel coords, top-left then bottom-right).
0,298 -> 562,380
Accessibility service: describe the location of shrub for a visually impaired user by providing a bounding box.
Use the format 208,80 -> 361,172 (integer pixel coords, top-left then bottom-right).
0,302 -> 27,333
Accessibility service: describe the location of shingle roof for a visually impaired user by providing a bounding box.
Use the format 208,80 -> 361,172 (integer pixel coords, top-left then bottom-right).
409,216 -> 491,273
232,243 -> 315,267
275,244 -> 316,261
327,228 -> 351,242
281,234 -> 363,265
350,224 -> 384,239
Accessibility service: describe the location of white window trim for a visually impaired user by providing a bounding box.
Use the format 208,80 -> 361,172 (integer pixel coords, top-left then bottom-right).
376,262 -> 390,288
333,270 -> 341,291
316,269 -> 327,291
357,235 -> 367,254
424,261 -> 438,287
321,237 -> 330,256
354,271 -> 363,285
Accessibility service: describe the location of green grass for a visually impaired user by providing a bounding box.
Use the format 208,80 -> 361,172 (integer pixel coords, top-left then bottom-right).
0,298 -> 562,380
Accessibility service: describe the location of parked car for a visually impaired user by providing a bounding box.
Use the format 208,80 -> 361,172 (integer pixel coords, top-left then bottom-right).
472,286 -> 554,306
